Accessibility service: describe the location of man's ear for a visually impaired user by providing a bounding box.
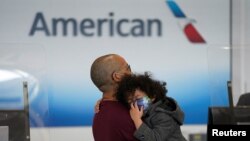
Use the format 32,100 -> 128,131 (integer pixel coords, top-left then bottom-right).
112,72 -> 122,82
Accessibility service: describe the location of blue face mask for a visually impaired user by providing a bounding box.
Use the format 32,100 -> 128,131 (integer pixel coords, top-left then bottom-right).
136,96 -> 151,110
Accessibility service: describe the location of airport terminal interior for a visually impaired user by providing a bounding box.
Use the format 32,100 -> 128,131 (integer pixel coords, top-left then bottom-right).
0,0 -> 250,141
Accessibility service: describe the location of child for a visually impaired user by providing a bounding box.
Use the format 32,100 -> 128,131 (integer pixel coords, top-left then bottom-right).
116,72 -> 187,141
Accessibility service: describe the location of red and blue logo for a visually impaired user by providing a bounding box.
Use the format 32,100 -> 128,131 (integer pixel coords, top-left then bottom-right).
166,0 -> 206,43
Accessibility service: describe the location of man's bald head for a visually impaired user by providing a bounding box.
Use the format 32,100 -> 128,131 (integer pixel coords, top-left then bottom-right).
90,54 -> 127,92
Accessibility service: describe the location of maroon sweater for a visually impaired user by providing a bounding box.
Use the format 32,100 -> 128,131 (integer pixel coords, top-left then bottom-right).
92,101 -> 138,141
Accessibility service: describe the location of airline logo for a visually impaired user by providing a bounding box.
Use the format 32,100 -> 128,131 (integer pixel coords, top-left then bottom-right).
166,0 -> 206,43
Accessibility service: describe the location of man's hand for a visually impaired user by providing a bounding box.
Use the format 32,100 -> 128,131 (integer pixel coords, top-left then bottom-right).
94,99 -> 101,113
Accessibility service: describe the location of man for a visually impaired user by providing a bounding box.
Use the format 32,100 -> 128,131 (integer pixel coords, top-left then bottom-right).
90,54 -> 138,141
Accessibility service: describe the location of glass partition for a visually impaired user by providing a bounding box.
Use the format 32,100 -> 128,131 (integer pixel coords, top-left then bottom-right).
0,43 -> 50,141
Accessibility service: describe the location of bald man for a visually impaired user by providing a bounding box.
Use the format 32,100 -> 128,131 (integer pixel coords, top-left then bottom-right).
90,54 -> 138,141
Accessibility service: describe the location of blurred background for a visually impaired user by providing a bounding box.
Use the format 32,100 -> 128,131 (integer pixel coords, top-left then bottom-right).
0,0 -> 249,141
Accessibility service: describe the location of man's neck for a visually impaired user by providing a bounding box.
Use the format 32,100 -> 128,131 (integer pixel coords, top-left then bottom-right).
102,90 -> 117,101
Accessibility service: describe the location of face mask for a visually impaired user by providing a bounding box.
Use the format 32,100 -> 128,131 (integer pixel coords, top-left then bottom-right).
136,96 -> 151,110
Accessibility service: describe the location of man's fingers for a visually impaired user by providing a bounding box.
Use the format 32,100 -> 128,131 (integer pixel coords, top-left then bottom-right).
94,99 -> 102,113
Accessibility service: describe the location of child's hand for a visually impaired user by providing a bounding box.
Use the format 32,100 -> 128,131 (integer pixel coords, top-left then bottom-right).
130,102 -> 143,129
